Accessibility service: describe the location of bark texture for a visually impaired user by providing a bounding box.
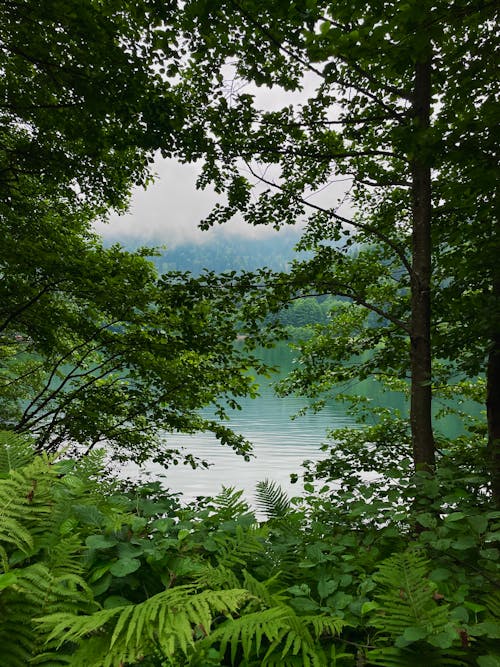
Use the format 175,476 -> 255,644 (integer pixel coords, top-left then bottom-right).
487,278 -> 500,506
410,56 -> 435,471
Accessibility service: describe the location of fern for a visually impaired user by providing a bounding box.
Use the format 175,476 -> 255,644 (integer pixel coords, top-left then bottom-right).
372,549 -> 451,639
366,549 -> 464,666
208,523 -> 267,569
0,429 -> 35,475
242,570 -> 287,607
196,563 -> 243,590
0,432 -> 98,665
39,586 -> 251,666
484,590 -> 500,619
211,486 -> 253,519
196,603 -> 347,667
255,479 -> 290,519
0,563 -> 94,666
367,646 -> 470,666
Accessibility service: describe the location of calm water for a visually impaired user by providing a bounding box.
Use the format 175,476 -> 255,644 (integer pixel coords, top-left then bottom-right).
136,343 -> 477,506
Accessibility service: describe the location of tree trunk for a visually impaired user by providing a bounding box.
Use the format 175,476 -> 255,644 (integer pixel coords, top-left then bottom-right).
487,277 -> 500,506
410,56 -> 435,471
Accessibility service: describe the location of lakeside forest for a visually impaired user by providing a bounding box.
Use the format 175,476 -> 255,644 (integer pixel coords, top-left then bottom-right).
0,1 -> 499,666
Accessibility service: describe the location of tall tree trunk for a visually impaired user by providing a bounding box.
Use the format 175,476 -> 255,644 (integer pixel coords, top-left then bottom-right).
410,55 -> 435,471
487,276 -> 500,506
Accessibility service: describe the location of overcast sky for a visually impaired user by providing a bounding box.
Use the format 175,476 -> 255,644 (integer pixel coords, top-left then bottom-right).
94,157 -> 288,246
94,154 -> 352,248
94,76 -> 352,248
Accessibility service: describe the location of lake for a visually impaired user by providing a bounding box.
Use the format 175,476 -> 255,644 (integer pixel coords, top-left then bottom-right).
137,343 -> 476,507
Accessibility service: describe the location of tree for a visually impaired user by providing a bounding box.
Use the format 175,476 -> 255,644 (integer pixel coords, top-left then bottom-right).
0,0 -> 276,466
0,0 -> 185,211
0,192 -> 269,463
170,0 -> 498,493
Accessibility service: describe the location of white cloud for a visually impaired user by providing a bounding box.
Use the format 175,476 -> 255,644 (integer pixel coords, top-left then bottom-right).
95,158 -> 296,246
94,74 -> 352,247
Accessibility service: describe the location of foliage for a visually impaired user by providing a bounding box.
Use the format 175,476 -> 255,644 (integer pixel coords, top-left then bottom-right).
0,0 -> 184,209
255,479 -> 291,520
2,1 -> 499,664
1,0 -> 286,467
0,431 -> 97,665
0,210 -> 269,463
168,0 -> 498,483
151,229 -> 306,275
1,432 -> 499,666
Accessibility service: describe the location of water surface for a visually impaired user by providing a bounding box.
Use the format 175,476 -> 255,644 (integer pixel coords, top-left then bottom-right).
140,343 -> 479,505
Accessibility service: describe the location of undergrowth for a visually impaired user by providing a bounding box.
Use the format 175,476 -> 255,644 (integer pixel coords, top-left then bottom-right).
0,429 -> 498,666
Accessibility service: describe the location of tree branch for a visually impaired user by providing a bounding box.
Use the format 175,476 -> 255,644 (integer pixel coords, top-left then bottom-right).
245,162 -> 413,277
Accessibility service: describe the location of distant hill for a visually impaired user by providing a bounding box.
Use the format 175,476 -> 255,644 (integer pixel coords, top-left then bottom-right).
113,229 -> 308,275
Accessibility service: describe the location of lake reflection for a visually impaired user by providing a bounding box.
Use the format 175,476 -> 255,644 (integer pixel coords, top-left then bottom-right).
142,344 -> 366,505
138,343 -> 477,506
154,389 -> 359,506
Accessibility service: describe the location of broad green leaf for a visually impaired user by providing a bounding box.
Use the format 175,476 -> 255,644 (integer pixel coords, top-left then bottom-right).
0,572 -> 17,590
109,558 -> 141,577
317,578 -> 338,599
86,534 -> 118,550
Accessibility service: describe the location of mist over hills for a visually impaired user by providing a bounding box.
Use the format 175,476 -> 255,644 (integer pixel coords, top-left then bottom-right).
112,228 -> 308,275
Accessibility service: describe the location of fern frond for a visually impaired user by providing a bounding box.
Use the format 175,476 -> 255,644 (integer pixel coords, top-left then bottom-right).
196,563 -> 243,590
307,614 -> 348,640
367,646 -> 469,666
263,611 -> 346,667
212,486 -> 252,517
0,514 -> 34,553
484,590 -> 500,618
0,563 -> 94,666
210,524 -> 266,569
242,570 -> 287,607
364,549 -> 474,666
44,535 -> 85,577
372,549 -> 451,640
39,586 -> 251,666
198,602 -> 346,667
0,430 -> 35,475
207,605 -> 291,664
255,479 -> 290,519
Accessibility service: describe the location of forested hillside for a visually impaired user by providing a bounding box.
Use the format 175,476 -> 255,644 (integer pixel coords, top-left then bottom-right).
123,230 -> 308,274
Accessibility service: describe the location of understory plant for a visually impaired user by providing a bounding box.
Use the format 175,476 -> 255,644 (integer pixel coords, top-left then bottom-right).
0,430 -> 499,666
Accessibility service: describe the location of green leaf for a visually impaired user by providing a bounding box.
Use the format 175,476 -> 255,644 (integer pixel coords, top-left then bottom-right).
427,627 -> 456,649
361,601 -> 379,615
104,595 -> 134,609
477,657 -> 500,667
109,558 -> 141,577
469,622 -> 500,638
445,512 -> 466,522
86,534 -> 118,550
468,514 -> 489,534
429,567 -> 452,582
287,584 -> 311,597
289,597 -> 320,613
395,626 -> 427,647
452,535 -> 476,550
91,573 -> 113,596
450,606 -> 469,623
331,592 -> 353,610
317,578 -> 338,599
0,572 -> 17,590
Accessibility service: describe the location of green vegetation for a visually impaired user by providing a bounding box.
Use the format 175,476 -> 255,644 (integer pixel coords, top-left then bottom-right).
173,0 -> 498,492
1,1 -> 498,665
146,232 -> 307,275
0,432 -> 498,666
